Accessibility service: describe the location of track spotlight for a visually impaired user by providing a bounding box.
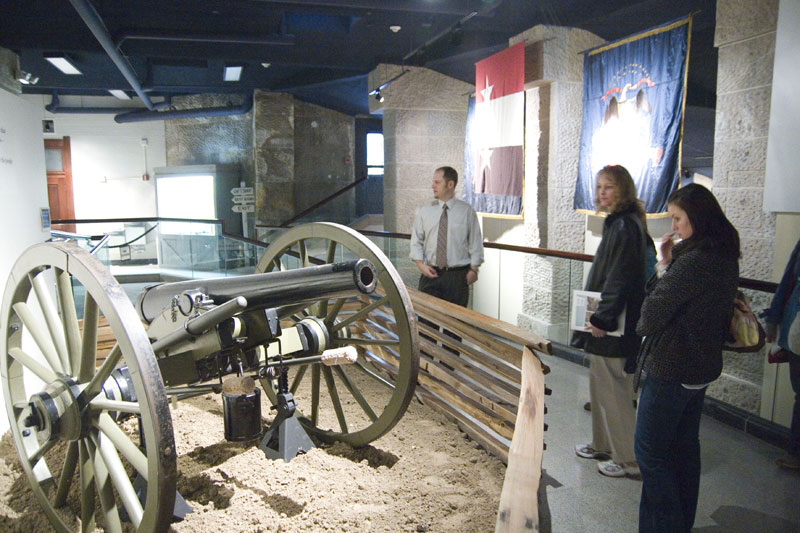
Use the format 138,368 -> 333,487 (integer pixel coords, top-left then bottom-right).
375,91 -> 384,103
17,71 -> 39,85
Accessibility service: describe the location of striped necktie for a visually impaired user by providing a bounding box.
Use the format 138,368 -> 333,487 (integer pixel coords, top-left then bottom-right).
436,204 -> 448,268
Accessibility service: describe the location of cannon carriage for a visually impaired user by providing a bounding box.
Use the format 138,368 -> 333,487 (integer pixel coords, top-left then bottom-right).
1,222 -> 419,532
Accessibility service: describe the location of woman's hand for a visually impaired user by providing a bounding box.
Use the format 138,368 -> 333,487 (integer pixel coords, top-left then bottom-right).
660,231 -> 676,264
589,325 -> 607,338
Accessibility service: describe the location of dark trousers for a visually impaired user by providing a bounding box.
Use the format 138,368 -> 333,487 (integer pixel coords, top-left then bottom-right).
635,375 -> 705,533
418,267 -> 469,356
417,267 -> 469,307
789,353 -> 800,457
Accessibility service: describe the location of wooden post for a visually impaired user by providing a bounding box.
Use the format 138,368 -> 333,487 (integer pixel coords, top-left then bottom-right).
495,346 -> 545,532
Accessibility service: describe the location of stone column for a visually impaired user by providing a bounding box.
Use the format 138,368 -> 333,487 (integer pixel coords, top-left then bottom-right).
512,26 -> 603,340
709,0 -> 779,414
368,65 -> 473,233
253,91 -> 295,226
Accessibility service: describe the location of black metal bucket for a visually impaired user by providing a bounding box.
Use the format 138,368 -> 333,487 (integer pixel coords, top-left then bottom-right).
222,386 -> 263,442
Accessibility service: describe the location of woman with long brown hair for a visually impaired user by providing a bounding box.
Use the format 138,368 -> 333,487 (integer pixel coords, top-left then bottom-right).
635,184 -> 740,531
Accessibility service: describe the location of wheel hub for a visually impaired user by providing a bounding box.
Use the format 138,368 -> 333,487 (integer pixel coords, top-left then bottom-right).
25,377 -> 83,442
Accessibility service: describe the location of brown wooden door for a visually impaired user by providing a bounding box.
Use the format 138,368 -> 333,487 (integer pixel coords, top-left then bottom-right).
45,137 -> 75,232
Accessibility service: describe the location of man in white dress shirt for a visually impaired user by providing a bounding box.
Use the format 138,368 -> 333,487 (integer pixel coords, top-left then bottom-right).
409,166 -> 484,307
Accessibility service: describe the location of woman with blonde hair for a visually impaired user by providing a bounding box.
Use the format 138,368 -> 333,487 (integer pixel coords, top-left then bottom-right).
572,164 -> 648,477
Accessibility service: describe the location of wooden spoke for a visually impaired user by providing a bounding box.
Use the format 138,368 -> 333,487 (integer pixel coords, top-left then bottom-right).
89,397 -> 142,415
28,438 -> 57,467
79,440 -> 97,533
8,347 -> 58,383
94,431 -> 144,528
96,413 -> 148,480
289,364 -> 308,396
333,336 -> 400,347
310,364 -> 320,426
54,441 -> 79,508
12,302 -> 63,374
323,297 -> 347,326
87,435 -> 124,533
331,296 -> 389,332
321,366 -> 348,433
79,292 -> 100,382
29,271 -> 71,374
332,366 -> 378,422
56,267 -> 81,377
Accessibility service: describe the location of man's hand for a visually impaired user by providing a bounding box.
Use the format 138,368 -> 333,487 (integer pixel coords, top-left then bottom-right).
466,269 -> 478,286
589,325 -> 607,338
415,260 -> 438,279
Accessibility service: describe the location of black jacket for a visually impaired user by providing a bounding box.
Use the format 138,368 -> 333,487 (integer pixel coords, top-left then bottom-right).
636,242 -> 739,385
572,204 -> 647,358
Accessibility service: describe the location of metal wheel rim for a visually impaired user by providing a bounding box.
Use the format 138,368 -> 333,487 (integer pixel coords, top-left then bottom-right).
0,241 -> 176,532
256,222 -> 419,446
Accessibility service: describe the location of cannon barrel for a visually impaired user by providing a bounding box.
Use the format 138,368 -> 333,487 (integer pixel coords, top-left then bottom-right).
137,258 -> 377,324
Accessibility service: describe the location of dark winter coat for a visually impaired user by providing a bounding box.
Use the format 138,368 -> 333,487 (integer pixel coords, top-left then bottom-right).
635,241 -> 739,385
571,204 -> 647,359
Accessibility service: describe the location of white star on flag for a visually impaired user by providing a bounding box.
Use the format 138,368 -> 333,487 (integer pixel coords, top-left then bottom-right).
479,148 -> 494,174
481,75 -> 493,101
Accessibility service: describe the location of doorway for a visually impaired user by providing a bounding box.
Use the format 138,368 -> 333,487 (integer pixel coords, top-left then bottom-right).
44,136 -> 75,232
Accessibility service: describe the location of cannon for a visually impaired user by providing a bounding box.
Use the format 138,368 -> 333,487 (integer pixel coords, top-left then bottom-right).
0,222 -> 419,532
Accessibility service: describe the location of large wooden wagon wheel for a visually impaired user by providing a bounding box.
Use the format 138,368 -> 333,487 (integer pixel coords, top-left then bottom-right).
256,223 -> 419,446
1,241 -> 176,532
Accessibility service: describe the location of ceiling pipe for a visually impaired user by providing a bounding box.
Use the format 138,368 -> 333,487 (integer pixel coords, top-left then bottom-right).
114,93 -> 253,123
68,0 -> 156,110
45,92 -> 173,114
116,30 -> 295,49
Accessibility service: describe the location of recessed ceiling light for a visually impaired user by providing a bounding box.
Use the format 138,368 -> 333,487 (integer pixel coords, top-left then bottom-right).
389,25 -> 401,33
223,65 -> 243,82
108,89 -> 131,100
261,62 -> 271,69
44,56 -> 82,75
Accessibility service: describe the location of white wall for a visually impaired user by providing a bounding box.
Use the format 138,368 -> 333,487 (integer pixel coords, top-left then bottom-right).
0,89 -> 52,436
23,95 -> 167,219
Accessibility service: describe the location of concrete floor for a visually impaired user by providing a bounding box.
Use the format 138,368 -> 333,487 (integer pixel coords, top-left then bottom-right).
539,355 -> 800,533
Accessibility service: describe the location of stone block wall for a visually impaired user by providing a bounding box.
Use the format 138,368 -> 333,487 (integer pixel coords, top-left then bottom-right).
512,26 -> 604,336
294,101 -> 355,224
710,0 -> 779,415
369,65 -> 473,233
0,47 -> 21,95
713,0 -> 778,281
253,91 -> 295,226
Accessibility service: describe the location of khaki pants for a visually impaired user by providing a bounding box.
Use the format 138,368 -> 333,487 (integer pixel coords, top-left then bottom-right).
590,354 -> 637,464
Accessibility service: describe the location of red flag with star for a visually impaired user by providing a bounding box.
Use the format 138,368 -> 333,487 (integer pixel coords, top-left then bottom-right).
474,43 -> 524,201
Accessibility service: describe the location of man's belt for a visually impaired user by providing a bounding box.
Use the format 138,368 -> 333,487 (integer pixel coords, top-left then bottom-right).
432,264 -> 470,272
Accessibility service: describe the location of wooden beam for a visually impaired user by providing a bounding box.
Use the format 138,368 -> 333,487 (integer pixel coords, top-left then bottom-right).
495,347 -> 545,533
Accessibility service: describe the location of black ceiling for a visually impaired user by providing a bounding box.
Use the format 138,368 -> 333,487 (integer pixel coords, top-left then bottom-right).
1,0 -> 717,117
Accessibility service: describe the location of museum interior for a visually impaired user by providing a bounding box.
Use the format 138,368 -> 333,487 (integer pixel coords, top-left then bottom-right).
0,0 -> 798,531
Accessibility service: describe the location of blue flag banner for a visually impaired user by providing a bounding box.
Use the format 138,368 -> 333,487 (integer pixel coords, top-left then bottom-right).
574,18 -> 691,215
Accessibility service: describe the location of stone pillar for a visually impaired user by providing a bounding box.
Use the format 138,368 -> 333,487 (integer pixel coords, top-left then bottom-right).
512,26 -> 604,339
0,47 -> 21,95
709,0 -> 779,414
293,101 -> 355,223
253,91 -> 295,226
368,65 -> 473,233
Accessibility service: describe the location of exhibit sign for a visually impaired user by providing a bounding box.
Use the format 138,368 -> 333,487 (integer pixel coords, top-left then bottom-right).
574,17 -> 691,215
